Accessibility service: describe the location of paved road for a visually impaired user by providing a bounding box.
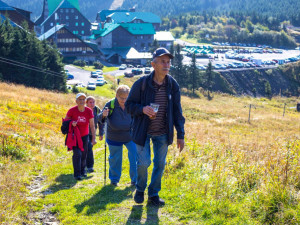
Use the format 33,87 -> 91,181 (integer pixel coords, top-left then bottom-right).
65,65 -> 92,85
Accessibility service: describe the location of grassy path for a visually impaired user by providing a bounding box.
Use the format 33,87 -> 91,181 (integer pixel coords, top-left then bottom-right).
40,143 -> 181,225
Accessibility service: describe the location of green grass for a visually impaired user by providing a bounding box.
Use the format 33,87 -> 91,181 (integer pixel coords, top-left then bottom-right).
2,82 -> 300,224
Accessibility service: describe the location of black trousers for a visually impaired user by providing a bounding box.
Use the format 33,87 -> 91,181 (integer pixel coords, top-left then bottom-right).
72,135 -> 89,177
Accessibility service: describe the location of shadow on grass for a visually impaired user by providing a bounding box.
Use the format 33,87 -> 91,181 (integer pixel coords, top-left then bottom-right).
75,185 -> 134,215
125,204 -> 159,225
43,174 -> 78,195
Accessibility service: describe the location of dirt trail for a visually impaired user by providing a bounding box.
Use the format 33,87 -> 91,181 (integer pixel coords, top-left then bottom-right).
26,175 -> 59,225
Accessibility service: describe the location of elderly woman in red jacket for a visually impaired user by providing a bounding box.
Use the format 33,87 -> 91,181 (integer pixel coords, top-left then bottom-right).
65,93 -> 96,180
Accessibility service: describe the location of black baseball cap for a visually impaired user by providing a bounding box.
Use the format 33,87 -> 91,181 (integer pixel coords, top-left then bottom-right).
152,47 -> 174,59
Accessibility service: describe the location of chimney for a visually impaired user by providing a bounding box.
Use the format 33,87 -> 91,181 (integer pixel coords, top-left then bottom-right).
129,7 -> 135,12
101,22 -> 104,29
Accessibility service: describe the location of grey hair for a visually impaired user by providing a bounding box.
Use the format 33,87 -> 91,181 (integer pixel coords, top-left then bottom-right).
116,85 -> 130,95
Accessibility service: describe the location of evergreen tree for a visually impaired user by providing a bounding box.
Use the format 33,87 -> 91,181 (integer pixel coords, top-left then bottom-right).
187,53 -> 201,96
265,81 -> 272,99
205,61 -> 215,100
172,44 -> 185,86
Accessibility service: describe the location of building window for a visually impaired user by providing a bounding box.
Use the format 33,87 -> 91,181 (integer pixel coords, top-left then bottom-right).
66,9 -> 69,13
81,31 -> 84,34
81,22 -> 84,26
60,9 -> 63,13
71,9 -> 74,13
66,16 -> 69,20
75,16 -> 78,19
50,23 -> 53,26
75,22 -> 78,26
66,22 -> 69,26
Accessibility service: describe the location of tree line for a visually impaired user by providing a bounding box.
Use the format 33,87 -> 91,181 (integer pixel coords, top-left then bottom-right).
0,19 -> 66,92
161,11 -> 297,49
122,0 -> 300,27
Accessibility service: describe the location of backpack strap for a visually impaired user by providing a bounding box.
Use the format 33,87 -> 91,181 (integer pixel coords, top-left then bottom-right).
109,98 -> 115,116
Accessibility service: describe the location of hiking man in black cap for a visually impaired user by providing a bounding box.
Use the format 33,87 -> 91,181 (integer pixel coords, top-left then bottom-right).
125,47 -> 185,206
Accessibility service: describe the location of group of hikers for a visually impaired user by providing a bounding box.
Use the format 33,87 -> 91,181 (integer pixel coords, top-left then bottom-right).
63,47 -> 186,206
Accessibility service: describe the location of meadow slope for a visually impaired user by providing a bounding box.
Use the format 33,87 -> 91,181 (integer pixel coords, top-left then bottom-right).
1,81 -> 300,224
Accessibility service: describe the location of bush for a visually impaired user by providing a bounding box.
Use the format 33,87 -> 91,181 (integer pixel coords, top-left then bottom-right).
74,60 -> 86,67
72,85 -> 79,94
93,61 -> 104,69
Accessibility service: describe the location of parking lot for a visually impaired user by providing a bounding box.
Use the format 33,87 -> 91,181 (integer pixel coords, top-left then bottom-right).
182,49 -> 300,70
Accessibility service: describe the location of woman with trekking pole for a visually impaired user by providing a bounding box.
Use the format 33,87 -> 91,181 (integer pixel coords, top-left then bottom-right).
99,85 -> 137,187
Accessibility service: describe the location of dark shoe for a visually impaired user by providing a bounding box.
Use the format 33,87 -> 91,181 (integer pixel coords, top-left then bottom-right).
82,171 -> 87,177
134,191 -> 144,204
148,196 -> 165,206
74,176 -> 82,181
130,181 -> 136,186
111,182 -> 118,186
87,168 -> 95,173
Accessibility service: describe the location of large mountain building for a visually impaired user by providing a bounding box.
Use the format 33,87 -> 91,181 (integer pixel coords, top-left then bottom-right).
35,0 -> 90,37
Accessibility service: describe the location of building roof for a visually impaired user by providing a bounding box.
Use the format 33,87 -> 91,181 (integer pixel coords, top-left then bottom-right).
91,23 -> 155,39
100,47 -> 152,60
107,11 -> 161,24
120,23 -> 155,35
38,24 -> 65,40
0,0 -> 14,11
90,23 -> 120,39
40,0 -> 79,27
48,0 -> 79,15
154,31 -> 175,41
98,9 -> 128,22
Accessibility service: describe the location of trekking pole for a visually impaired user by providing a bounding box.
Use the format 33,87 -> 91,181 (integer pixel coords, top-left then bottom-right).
104,107 -> 108,185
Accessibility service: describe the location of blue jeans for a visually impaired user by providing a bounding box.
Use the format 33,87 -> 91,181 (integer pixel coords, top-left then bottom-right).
86,135 -> 94,169
136,134 -> 168,197
108,141 -> 137,184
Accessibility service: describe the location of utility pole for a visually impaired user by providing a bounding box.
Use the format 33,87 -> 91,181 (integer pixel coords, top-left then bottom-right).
247,104 -> 256,123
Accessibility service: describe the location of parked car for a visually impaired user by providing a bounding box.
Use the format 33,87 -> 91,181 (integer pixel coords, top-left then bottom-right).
119,64 -> 127,70
95,77 -> 106,86
91,71 -> 98,78
124,71 -> 134,77
67,73 -> 74,80
96,70 -> 103,75
87,81 -> 96,90
144,67 -> 151,74
127,64 -> 134,68
132,68 -> 143,75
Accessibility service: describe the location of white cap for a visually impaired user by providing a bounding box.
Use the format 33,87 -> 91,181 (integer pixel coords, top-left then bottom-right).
76,93 -> 86,100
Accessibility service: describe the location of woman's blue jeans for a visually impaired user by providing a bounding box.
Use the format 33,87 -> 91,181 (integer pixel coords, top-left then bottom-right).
108,141 -> 137,184
135,134 -> 168,197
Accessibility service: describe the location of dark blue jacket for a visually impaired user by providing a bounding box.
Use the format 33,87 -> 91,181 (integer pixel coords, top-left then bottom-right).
125,71 -> 185,146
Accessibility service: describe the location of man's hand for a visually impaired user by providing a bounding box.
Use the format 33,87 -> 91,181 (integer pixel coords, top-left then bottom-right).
72,121 -> 77,127
99,136 -> 103,141
92,139 -> 97,146
143,106 -> 155,118
102,107 -> 109,118
177,139 -> 185,152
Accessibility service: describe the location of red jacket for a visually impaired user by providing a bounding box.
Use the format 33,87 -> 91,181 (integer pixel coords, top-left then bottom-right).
66,121 -> 84,151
